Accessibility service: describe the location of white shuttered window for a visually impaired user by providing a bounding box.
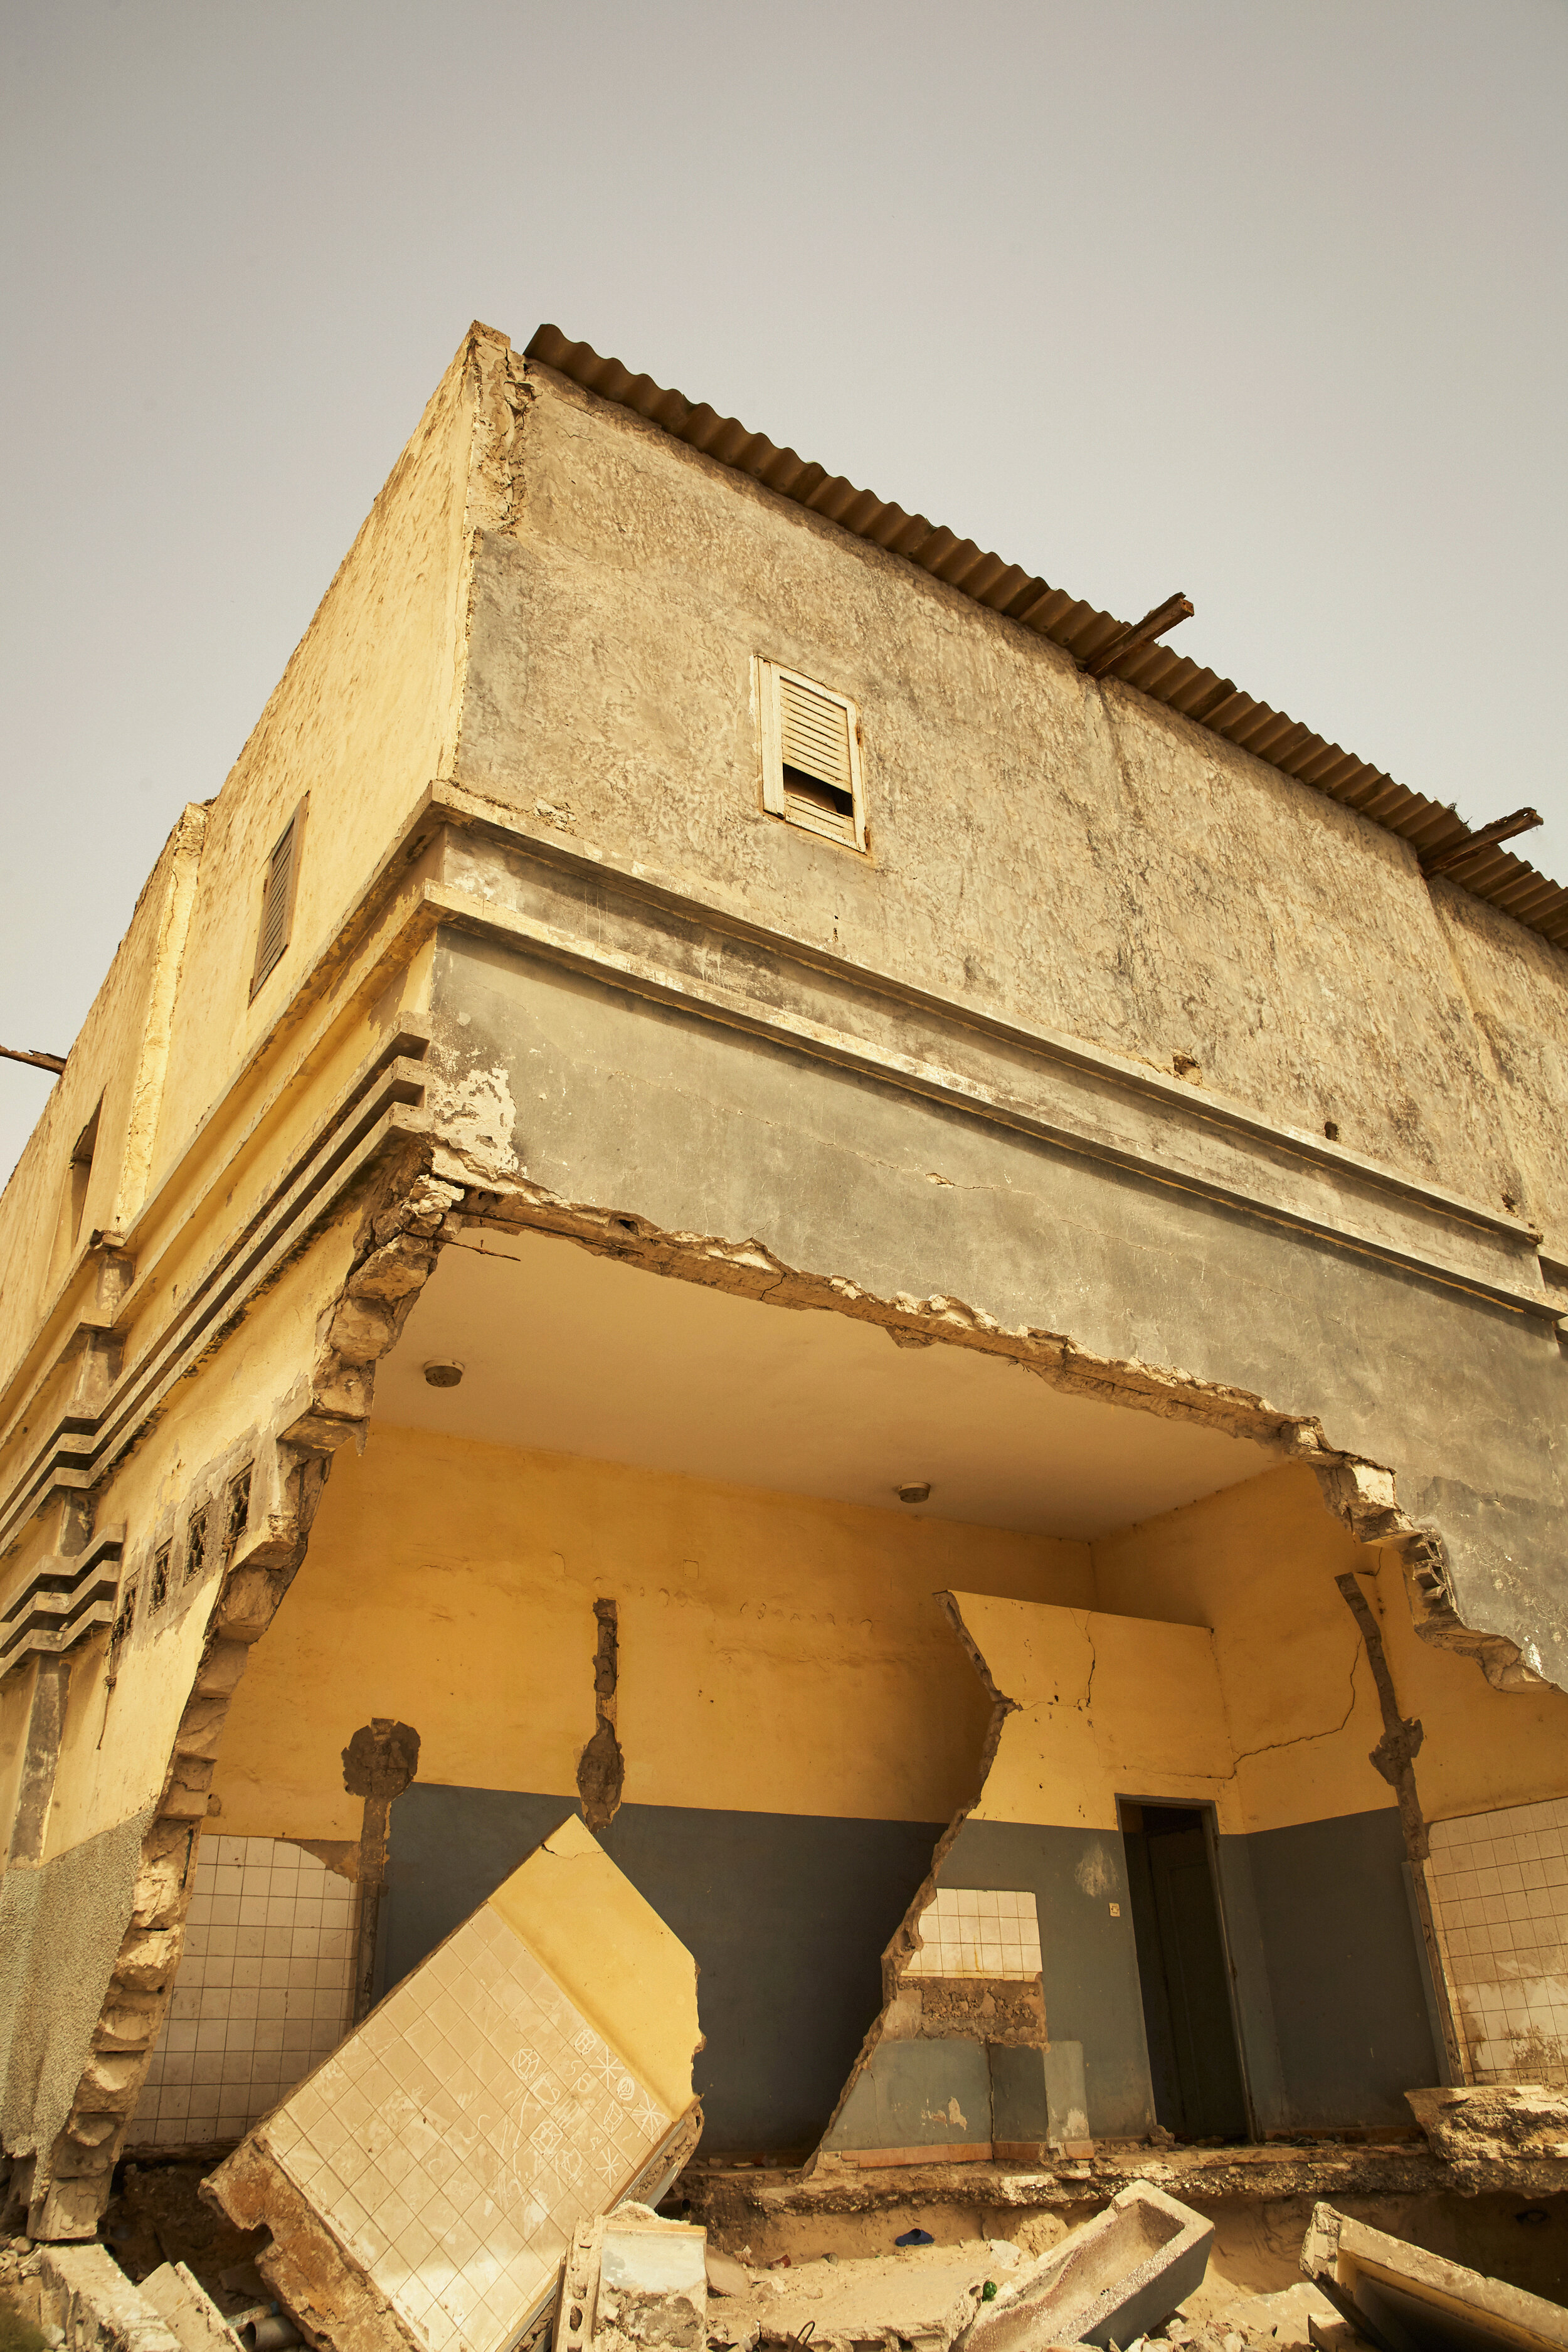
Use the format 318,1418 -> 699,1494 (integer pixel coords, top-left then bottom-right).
756,660 -> 866,850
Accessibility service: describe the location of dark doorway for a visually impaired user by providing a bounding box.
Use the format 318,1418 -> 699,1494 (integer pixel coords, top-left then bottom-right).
1120,1799 -> 1249,2141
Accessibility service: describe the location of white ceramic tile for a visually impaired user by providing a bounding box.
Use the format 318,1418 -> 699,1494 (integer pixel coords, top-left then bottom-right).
256,1894 -> 675,2352
133,1837 -> 357,2144
906,1887 -> 1042,1979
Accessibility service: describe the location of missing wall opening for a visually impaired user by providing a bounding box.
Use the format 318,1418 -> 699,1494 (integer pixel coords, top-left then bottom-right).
223,1468 -> 252,1565
181,1509 -> 207,1586
48,1097 -> 103,1285
107,1580 -> 139,1679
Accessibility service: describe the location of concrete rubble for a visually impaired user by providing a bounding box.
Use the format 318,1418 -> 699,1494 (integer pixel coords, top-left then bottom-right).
1301,2201 -> 1568,2352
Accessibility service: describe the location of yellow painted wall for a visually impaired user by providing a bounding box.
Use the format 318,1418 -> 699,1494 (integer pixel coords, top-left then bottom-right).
1091,1463 -> 1568,1835
953,1592 -> 1237,1830
147,327 -> 493,1208
0,807 -> 204,1406
39,1219 -> 361,1863
211,1422 -> 1094,1839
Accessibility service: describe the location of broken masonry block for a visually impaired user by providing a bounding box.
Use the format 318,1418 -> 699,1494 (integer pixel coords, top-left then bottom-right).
1301,2203 -> 1568,2352
139,2261 -> 245,2352
206,1814 -> 703,2352
956,2182 -> 1213,2352
555,2207 -> 706,2352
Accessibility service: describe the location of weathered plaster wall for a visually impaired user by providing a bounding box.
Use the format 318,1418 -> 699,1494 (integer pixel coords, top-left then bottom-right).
1431,884 -> 1568,1267
144,329 -> 494,1205
454,356 -> 1537,1220
210,1422 -> 1093,1838
0,807 -> 205,1401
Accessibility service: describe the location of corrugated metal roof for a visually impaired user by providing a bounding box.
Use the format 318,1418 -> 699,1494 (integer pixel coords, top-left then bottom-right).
524,326 -> 1568,954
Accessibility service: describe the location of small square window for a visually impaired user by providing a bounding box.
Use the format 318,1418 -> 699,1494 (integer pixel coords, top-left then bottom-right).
756,660 -> 866,850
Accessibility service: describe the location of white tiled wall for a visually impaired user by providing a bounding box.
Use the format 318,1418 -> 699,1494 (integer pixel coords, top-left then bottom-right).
904,1887 -> 1042,1979
131,1835 -> 356,2146
264,1897 -> 674,2352
1428,1798 -> 1568,2089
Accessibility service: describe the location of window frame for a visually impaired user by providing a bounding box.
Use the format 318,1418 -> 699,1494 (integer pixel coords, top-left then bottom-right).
250,800 -> 307,1000
756,659 -> 867,852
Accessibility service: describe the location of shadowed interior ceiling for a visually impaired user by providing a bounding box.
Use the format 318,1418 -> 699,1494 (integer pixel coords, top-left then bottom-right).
373,1231 -> 1278,1540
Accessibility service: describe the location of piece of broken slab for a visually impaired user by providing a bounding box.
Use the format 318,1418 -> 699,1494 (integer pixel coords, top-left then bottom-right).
205,1814 -> 702,2352
139,2261 -> 246,2352
1301,2201 -> 1568,2352
955,2184 -> 1213,2352
555,2206 -> 707,2352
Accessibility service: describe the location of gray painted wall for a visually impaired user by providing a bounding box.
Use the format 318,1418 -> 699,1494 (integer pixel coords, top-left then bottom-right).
383,1785 -> 944,2155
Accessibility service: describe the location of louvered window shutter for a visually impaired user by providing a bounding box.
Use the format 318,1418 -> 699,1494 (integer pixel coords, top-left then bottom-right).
758,662 -> 864,848
251,805 -> 304,995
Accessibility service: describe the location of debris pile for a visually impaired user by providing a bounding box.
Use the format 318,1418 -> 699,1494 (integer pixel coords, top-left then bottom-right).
5,1827 -> 1563,2352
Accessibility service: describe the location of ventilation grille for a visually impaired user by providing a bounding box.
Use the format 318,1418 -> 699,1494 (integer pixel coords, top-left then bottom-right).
252,807 -> 304,995
760,662 -> 864,848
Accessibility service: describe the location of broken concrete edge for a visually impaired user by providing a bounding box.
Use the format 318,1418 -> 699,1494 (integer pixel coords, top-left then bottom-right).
805,1592 -> 1022,2171
446,1175 -> 1555,1692
138,2260 -> 245,2352
24,2239 -> 188,2352
20,1148 -> 464,2240
12,1133 -> 1553,2236
682,2135 -> 1568,2228
201,2106 -> 708,2352
1406,2081 -> 1568,2169
1300,2200 -> 1568,2351
203,2131 -> 426,2352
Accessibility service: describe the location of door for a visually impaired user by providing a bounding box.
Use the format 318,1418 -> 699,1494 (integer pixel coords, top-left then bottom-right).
1120,1799 -> 1249,2141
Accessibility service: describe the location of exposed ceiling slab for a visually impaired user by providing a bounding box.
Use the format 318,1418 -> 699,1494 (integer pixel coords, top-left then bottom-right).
373,1232 -> 1276,1541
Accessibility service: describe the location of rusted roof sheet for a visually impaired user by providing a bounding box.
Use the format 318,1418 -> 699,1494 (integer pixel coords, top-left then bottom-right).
524,326 -> 1568,955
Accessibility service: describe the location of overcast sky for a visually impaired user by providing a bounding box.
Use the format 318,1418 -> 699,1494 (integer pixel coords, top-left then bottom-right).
3,0 -> 1565,1184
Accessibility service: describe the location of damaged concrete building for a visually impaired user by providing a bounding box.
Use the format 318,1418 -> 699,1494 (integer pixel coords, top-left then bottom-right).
3,320 -> 1567,2265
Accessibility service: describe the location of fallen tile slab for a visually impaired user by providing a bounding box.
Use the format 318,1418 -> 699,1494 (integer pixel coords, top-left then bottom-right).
957,2183 -> 1214,2352
206,1815 -> 702,2352
1300,2201 -> 1568,2352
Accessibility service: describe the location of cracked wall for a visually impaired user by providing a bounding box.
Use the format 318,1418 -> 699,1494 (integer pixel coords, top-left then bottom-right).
815,1459 -> 1568,2157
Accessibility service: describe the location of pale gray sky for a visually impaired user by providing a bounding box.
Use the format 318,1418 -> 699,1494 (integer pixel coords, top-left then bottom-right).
3,0 -> 1565,1184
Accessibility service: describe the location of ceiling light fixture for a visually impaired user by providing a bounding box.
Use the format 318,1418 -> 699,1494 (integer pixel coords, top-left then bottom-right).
896,1482 -> 931,1505
423,1361 -> 464,1389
